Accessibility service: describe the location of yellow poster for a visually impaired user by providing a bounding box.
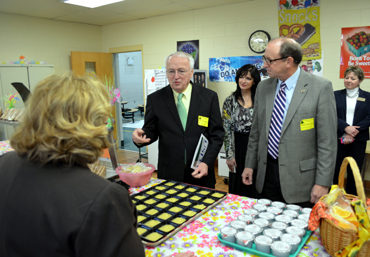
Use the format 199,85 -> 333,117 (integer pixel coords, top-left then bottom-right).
278,0 -> 321,61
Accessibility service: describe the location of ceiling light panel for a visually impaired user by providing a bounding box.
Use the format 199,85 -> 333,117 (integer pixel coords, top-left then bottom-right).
63,0 -> 124,8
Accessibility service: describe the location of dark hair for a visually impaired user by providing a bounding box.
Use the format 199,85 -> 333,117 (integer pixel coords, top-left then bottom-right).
233,64 -> 261,105
344,65 -> 365,81
277,37 -> 303,65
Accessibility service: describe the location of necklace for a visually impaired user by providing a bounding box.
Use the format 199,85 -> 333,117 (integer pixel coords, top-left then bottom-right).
346,91 -> 359,99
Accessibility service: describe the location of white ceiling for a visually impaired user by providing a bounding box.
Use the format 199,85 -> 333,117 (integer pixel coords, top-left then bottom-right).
0,0 -> 254,26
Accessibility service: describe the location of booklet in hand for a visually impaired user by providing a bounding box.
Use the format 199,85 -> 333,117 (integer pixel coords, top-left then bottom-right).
191,134 -> 208,169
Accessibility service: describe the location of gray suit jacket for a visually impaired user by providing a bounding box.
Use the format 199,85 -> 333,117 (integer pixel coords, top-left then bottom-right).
245,70 -> 337,203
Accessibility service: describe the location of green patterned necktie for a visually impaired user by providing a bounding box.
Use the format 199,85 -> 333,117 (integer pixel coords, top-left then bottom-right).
177,93 -> 187,130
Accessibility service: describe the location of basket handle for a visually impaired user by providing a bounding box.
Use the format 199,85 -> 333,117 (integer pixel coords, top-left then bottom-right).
338,157 -> 367,207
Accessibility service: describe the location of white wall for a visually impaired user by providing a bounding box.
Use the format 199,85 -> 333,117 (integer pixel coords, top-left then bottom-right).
101,0 -> 370,181
0,13 -> 102,75
101,0 -> 370,105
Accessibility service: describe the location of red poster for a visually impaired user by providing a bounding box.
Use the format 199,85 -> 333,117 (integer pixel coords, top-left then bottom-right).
340,26 -> 370,79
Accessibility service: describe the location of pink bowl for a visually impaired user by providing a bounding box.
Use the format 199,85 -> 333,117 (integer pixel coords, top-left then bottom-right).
115,163 -> 156,187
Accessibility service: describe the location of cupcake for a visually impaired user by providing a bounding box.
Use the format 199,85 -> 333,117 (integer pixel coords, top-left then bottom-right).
171,217 -> 186,225
158,224 -> 175,233
179,201 -> 192,207
211,192 -> 225,198
144,219 -> 161,228
145,232 -> 163,242
193,204 -> 207,210
168,206 -> 183,213
145,208 -> 159,216
137,227 -> 147,236
156,202 -> 170,209
157,212 -> 172,221
183,210 -> 197,217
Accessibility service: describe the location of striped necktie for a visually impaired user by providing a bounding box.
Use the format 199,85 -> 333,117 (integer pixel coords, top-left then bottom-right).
268,82 -> 287,159
177,93 -> 187,130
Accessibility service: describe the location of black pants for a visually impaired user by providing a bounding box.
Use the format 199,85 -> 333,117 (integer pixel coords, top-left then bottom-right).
255,154 -> 313,208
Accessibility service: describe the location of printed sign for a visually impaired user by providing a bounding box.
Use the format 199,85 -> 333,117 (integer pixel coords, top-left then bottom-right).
278,0 -> 321,60
209,56 -> 267,82
340,26 -> 370,79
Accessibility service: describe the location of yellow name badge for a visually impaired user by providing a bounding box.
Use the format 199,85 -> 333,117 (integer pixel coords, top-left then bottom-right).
357,97 -> 365,102
300,118 -> 314,131
198,116 -> 209,127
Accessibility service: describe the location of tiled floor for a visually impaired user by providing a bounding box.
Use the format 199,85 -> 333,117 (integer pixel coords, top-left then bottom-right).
117,149 -> 370,197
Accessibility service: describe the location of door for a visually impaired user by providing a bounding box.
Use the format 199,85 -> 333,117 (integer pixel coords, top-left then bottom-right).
71,52 -> 119,147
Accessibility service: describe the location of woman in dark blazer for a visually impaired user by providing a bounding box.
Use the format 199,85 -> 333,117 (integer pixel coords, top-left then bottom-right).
334,65 -> 370,195
0,73 -> 145,257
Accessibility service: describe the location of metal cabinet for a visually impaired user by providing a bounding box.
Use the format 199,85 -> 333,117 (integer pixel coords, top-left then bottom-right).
0,64 -> 54,140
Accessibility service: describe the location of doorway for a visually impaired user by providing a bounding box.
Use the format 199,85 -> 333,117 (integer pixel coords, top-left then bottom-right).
113,51 -> 145,154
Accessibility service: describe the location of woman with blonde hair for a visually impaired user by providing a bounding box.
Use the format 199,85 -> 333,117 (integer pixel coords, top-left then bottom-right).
0,73 -> 145,257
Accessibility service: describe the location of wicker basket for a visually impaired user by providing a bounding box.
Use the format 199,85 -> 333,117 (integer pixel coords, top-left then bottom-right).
319,157 -> 370,257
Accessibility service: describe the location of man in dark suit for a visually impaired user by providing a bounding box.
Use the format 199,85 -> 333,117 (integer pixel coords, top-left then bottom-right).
242,38 -> 337,206
132,52 -> 224,188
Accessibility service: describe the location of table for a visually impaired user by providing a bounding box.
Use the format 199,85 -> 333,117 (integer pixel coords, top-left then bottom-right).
122,108 -> 138,123
137,104 -> 144,116
130,179 -> 330,257
121,101 -> 129,110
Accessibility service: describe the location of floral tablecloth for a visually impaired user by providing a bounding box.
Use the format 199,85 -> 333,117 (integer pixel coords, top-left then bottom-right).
129,179 -> 330,257
0,140 -> 13,156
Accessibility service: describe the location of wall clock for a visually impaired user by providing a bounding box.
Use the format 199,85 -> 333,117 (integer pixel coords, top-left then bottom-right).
248,30 -> 271,54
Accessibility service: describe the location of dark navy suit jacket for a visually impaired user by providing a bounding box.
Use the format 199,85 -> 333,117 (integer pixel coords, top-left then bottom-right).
334,88 -> 370,142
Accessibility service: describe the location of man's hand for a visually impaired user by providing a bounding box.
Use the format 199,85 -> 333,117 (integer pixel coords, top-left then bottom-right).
310,184 -> 329,204
192,162 -> 208,179
132,128 -> 151,144
242,168 -> 254,185
344,126 -> 360,137
226,158 -> 237,173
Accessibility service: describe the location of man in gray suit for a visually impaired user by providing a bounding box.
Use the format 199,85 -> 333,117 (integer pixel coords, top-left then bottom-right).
242,38 -> 336,207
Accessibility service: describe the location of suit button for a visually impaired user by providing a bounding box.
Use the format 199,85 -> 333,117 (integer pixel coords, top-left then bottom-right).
263,161 -> 266,165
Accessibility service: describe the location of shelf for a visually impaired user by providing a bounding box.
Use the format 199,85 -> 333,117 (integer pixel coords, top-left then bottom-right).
0,120 -> 20,127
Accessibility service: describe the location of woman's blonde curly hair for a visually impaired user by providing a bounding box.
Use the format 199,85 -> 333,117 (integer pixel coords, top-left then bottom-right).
10,72 -> 112,166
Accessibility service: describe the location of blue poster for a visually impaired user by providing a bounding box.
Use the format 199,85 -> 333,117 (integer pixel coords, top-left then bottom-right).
209,56 -> 266,82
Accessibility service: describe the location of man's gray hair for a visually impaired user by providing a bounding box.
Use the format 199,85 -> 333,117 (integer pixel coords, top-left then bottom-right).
165,52 -> 195,69
271,37 -> 303,65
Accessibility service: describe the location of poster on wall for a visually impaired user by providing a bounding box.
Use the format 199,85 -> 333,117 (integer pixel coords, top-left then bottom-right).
177,40 -> 199,69
300,51 -> 324,77
277,0 -> 321,61
209,56 -> 267,83
192,70 -> 207,88
340,26 -> 370,79
144,69 -> 168,96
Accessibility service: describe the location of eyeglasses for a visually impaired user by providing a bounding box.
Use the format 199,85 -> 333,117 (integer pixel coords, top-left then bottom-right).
262,56 -> 289,65
166,69 -> 190,76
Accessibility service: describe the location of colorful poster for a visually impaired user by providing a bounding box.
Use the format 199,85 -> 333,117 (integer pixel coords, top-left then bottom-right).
177,40 -> 199,69
278,0 -> 321,61
340,26 -> 370,79
300,51 -> 323,77
209,56 -> 267,82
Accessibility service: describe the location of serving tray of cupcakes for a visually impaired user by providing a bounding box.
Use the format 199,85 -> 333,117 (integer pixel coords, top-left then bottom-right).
131,180 -> 227,247
217,199 -> 313,257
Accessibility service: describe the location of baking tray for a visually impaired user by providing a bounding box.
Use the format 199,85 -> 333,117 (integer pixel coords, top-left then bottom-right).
217,230 -> 313,257
131,180 -> 228,247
